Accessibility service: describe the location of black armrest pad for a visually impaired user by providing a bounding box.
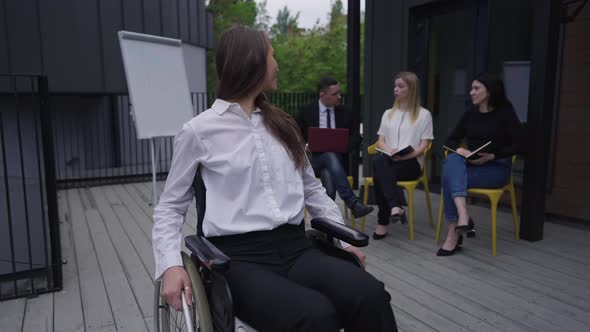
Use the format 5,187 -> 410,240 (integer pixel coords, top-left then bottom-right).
310,218 -> 369,247
185,235 -> 231,272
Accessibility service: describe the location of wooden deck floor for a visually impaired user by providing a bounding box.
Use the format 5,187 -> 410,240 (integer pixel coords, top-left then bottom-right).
1,181 -> 589,332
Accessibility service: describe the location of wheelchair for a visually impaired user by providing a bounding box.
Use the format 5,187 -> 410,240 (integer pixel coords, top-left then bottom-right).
154,170 -> 370,332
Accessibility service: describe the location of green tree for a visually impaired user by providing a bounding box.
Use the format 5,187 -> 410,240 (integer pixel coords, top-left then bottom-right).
270,6 -> 301,40
271,0 -> 348,93
255,0 -> 271,31
205,0 -> 364,96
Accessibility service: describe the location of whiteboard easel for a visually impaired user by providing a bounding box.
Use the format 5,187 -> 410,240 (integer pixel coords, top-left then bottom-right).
118,31 -> 194,206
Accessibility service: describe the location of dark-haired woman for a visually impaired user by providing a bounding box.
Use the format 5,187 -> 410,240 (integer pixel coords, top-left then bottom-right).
152,26 -> 397,331
437,74 -> 524,256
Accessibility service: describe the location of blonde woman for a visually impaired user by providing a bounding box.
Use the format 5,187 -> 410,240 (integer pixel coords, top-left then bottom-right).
372,72 -> 433,239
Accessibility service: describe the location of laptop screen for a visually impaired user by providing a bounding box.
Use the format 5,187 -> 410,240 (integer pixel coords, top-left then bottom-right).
307,127 -> 349,153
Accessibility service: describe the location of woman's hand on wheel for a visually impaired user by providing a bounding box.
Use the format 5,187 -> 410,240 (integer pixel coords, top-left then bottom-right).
345,246 -> 367,267
161,266 -> 193,311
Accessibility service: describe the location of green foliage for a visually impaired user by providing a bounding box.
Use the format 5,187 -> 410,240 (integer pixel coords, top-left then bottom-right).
271,0 -> 349,93
206,0 -> 364,94
206,0 -> 258,91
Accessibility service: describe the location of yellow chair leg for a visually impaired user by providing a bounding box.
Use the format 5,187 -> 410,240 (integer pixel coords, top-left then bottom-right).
436,194 -> 444,245
361,183 -> 370,233
407,187 -> 415,240
423,181 -> 434,228
509,187 -> 519,240
490,195 -> 500,256
360,214 -> 365,233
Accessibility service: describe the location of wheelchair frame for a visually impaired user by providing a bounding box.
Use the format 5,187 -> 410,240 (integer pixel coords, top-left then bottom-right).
154,169 -> 370,332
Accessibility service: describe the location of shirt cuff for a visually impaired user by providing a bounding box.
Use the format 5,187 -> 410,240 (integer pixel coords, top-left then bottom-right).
155,251 -> 184,281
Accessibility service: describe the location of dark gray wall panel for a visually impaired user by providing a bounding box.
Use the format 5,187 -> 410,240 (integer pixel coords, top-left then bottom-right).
3,0 -> 211,93
123,0 -> 143,32
38,0 -> 80,91
161,0 -> 179,39
197,0 -> 207,46
0,2 -> 11,75
364,0 -> 403,169
144,0 -> 162,35
5,0 -> 42,74
70,0 -> 103,91
188,0 -> 198,44
178,0 -> 190,42
100,0 -> 125,92
487,0 -> 533,73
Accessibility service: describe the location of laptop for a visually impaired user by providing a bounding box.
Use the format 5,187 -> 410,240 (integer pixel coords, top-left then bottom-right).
307,127 -> 349,153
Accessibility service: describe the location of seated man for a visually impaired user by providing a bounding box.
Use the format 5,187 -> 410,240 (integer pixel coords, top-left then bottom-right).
296,77 -> 374,218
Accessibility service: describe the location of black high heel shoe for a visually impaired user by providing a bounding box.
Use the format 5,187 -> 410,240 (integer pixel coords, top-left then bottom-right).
437,235 -> 463,256
455,217 -> 475,235
466,218 -> 476,238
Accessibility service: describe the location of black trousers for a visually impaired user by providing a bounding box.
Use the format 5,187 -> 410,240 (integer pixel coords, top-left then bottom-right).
372,154 -> 421,226
208,223 -> 398,332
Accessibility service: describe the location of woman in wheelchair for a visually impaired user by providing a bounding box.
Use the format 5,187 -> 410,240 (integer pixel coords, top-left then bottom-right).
372,72 -> 434,240
152,25 -> 398,331
437,74 -> 524,256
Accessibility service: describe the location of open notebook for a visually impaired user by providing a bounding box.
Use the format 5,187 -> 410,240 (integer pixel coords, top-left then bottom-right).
443,141 -> 492,160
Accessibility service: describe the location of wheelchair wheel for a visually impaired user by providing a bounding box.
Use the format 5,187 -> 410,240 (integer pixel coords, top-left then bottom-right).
155,252 -> 214,332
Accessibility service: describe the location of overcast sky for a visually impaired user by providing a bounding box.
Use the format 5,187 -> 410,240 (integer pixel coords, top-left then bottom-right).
259,0 -> 365,29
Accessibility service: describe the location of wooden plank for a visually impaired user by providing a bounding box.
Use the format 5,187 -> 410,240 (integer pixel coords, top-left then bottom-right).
390,304 -> 437,332
112,184 -> 153,240
365,255 -> 533,332
363,223 -> 589,331
371,197 -> 590,313
0,298 -> 25,331
22,293 -> 53,332
53,190 -> 85,332
410,224 -> 590,299
109,184 -> 156,273
91,186 -> 155,321
367,267 -> 476,332
82,188 -> 148,331
67,189 -> 116,331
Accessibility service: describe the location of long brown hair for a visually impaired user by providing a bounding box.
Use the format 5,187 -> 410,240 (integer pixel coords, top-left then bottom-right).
389,71 -> 421,123
216,25 -> 306,170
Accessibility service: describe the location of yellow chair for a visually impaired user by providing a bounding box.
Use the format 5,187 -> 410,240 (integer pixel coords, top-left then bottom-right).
305,176 -> 355,222
360,142 -> 434,240
435,153 -> 519,256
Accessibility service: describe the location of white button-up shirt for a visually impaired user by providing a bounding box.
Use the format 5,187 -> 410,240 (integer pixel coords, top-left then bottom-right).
153,99 -> 347,280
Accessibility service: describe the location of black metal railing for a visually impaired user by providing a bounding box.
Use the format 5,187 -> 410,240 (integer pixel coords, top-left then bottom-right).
0,75 -> 62,301
51,91 -> 355,188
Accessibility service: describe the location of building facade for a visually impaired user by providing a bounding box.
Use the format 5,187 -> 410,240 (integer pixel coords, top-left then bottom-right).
363,0 -> 588,238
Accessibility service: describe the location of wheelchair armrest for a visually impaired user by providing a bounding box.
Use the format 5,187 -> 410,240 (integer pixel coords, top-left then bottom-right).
310,218 -> 369,247
184,235 -> 231,272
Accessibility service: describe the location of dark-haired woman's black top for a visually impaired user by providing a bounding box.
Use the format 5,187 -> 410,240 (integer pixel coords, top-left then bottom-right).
445,106 -> 524,160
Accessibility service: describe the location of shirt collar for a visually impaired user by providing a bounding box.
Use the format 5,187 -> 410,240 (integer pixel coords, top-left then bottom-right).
318,99 -> 333,113
212,98 -> 261,116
